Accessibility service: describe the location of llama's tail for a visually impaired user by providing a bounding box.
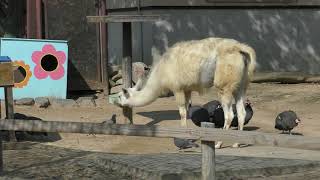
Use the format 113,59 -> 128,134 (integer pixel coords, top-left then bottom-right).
236,43 -> 257,80
216,41 -> 256,80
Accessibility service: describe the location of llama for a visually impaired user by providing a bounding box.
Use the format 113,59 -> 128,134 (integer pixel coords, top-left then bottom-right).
117,37 -> 256,137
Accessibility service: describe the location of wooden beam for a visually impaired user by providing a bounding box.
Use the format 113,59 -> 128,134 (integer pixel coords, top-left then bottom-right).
26,0 -> 42,39
0,63 -> 14,86
122,22 -> 133,124
251,72 -> 320,84
0,137 -> 2,175
87,15 -> 168,23
4,87 -> 16,142
201,122 -> 215,180
1,119 -> 320,150
96,0 -> 109,96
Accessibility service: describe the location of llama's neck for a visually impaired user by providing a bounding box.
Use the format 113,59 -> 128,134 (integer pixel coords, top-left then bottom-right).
126,67 -> 163,107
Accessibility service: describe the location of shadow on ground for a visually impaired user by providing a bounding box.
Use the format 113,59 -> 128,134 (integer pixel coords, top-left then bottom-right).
137,110 -> 180,126
1,113 -> 62,143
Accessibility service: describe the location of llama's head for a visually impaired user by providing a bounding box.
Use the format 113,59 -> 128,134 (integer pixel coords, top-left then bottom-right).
116,88 -> 131,107
115,77 -> 145,107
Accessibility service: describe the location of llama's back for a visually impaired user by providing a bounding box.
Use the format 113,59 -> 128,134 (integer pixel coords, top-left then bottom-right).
158,38 -> 225,92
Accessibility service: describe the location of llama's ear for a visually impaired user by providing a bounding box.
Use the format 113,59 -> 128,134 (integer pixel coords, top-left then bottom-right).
122,88 -> 130,99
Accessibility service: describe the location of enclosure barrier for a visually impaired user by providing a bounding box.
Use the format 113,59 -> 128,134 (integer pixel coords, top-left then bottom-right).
0,119 -> 319,179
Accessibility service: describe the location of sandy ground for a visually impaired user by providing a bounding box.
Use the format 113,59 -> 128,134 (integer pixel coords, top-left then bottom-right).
2,83 -> 320,154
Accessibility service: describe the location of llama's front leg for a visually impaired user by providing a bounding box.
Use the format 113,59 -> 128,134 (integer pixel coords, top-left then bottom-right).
175,91 -> 188,127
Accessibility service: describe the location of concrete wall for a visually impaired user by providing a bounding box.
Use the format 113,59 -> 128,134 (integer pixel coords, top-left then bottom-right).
108,8 -> 320,75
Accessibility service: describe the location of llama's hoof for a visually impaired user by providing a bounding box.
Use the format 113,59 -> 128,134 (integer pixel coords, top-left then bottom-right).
181,121 -> 188,127
215,141 -> 223,149
231,143 -> 240,148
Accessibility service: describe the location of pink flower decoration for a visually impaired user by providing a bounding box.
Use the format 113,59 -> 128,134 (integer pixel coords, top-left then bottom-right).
32,44 -> 66,80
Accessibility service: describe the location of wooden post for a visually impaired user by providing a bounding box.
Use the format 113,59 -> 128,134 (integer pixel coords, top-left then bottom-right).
201,122 -> 215,180
0,135 -> 3,175
0,100 -> 2,175
4,87 -> 16,142
96,0 -> 109,96
122,22 -> 133,124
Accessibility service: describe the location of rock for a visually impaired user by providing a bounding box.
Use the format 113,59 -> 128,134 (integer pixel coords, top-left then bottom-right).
50,98 -> 78,108
110,85 -> 124,94
132,62 -> 150,84
95,98 -> 107,107
15,98 -> 35,106
34,97 -> 50,108
76,96 -> 96,107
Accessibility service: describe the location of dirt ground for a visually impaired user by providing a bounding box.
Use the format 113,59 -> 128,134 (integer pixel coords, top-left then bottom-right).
3,83 -> 320,154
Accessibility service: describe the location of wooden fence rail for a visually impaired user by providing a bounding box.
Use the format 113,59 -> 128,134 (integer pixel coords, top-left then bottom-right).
0,119 -> 319,179
0,119 -> 319,149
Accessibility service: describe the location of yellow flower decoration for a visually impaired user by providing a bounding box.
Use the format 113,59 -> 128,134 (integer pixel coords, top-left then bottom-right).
13,61 -> 32,88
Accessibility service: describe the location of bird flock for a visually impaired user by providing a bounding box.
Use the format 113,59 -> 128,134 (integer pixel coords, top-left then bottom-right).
174,99 -> 302,150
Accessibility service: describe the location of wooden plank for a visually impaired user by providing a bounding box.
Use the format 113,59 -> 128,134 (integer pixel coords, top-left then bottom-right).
0,98 -> 1,119
87,15 -> 167,23
1,119 -> 320,151
0,136 -> 3,175
122,22 -> 133,124
251,72 -> 320,84
4,87 -> 16,142
107,0 -> 312,9
0,63 -> 14,86
201,140 -> 215,180
201,122 -> 215,180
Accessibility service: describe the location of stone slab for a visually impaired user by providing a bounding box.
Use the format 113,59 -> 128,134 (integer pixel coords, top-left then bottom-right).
1,143 -> 320,180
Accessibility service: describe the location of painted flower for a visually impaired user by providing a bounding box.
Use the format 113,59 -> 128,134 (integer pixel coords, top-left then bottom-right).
31,44 -> 66,80
13,61 -> 32,88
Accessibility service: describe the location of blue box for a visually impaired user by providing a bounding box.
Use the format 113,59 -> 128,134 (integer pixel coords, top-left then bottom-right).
0,38 -> 68,99
0,56 -> 11,62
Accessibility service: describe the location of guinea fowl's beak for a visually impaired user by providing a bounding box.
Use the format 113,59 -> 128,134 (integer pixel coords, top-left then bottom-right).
295,118 -> 302,124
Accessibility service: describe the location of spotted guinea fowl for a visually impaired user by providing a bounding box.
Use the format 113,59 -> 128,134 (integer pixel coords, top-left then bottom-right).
188,99 -> 253,129
173,138 -> 199,150
203,100 -> 224,128
203,99 -> 253,128
187,105 -> 211,127
231,100 -> 254,127
275,110 -> 301,135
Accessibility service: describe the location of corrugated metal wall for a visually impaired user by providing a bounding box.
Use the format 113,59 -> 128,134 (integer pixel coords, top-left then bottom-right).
107,2 -> 320,74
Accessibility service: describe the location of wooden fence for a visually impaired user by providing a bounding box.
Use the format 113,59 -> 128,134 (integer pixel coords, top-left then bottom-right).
0,118 -> 319,179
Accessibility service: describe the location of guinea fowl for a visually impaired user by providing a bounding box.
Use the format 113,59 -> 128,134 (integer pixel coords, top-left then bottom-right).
203,100 -> 253,128
230,100 -> 254,128
188,100 -> 253,128
188,105 -> 210,127
275,110 -> 301,135
173,138 -> 199,150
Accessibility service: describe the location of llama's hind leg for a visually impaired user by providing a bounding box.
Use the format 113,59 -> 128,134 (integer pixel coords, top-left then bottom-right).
232,90 -> 247,148
175,91 -> 188,127
185,91 -> 192,110
235,93 -> 246,131
221,93 -> 234,130
215,92 -> 233,149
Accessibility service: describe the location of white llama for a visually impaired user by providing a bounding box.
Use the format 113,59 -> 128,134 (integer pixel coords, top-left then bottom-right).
117,37 -> 256,135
